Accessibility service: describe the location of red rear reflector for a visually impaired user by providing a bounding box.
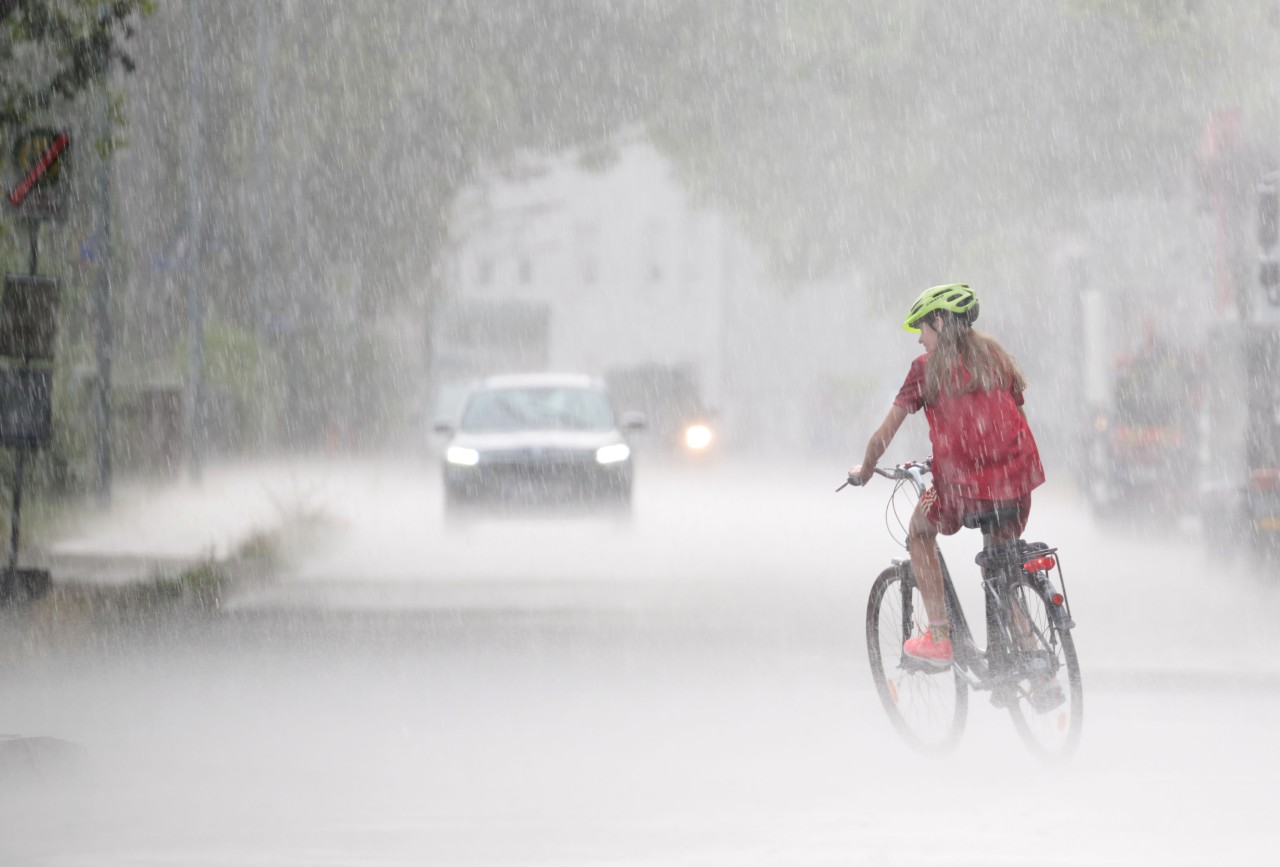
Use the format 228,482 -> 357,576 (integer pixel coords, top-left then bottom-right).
1252,468 -> 1280,492
1023,556 -> 1056,572
1051,593 -> 1065,606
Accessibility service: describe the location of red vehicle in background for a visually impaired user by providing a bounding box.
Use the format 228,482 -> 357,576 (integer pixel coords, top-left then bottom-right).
1083,340 -> 1203,519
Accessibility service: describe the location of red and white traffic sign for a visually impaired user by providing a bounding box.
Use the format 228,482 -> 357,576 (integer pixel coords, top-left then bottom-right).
6,130 -> 71,221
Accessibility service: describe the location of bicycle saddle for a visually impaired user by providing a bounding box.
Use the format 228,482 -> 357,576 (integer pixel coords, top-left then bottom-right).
962,504 -> 1024,532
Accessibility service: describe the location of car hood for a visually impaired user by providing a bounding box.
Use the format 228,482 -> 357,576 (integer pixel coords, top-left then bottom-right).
450,429 -> 623,452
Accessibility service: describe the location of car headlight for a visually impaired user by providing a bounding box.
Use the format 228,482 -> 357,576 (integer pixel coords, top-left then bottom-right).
684,423 -> 714,451
446,446 -> 480,466
596,443 -> 631,465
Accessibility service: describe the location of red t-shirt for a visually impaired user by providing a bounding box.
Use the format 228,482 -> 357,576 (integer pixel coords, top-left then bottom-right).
894,354 -> 1045,501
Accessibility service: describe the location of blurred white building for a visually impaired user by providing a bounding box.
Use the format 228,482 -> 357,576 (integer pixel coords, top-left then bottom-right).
438,138 -> 882,456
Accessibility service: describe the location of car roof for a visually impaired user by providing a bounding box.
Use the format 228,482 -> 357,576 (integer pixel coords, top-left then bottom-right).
476,372 -> 605,391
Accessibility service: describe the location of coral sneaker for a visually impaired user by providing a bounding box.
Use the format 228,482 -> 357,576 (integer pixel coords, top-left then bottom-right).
903,630 -> 954,667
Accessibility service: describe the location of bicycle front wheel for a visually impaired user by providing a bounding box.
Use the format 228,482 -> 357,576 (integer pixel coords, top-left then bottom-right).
865,565 -> 967,754
1000,575 -> 1083,759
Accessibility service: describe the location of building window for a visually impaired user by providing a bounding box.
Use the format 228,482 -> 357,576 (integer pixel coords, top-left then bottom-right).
476,255 -> 493,286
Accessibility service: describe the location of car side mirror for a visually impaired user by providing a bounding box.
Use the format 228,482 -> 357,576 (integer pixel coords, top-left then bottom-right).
432,420 -> 454,436
621,411 -> 647,432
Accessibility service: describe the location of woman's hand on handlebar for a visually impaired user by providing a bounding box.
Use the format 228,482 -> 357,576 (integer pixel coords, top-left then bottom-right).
849,463 -> 876,487
837,458 -> 930,492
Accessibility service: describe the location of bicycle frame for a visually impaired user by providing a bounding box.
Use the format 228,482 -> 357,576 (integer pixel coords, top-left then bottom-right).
889,553 -> 990,685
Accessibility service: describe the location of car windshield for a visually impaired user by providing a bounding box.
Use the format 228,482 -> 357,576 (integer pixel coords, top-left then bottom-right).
460,387 -> 617,433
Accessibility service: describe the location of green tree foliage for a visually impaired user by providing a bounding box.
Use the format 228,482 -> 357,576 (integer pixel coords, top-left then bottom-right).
96,1 -> 1280,454
640,0 -> 1280,295
0,0 -> 150,128
174,0 -> 1280,304
0,0 -> 149,275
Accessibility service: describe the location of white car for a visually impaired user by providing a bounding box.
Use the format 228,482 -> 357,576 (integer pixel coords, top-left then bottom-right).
434,373 -> 644,519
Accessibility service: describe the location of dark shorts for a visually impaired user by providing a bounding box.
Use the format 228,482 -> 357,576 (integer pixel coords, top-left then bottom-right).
920,486 -> 1032,537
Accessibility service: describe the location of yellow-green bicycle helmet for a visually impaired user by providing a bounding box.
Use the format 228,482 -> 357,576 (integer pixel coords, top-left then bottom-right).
903,283 -> 979,333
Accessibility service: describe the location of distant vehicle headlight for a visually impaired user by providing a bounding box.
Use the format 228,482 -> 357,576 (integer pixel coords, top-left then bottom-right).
596,443 -> 631,465
684,423 -> 714,451
446,446 -> 480,466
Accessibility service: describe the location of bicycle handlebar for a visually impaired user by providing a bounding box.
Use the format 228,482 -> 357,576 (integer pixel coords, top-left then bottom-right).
836,459 -> 932,492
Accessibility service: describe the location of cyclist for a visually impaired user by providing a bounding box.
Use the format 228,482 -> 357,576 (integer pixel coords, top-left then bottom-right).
851,283 -> 1045,665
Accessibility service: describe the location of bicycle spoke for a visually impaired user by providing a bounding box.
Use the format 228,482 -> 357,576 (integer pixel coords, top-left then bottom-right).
1001,576 -> 1083,759
866,566 -> 967,754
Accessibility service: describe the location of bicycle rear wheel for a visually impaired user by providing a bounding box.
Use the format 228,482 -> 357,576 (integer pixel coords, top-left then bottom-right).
865,565 -> 967,754
999,574 -> 1083,759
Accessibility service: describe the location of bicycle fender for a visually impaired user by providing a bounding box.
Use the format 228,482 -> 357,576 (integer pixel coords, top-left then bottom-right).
1031,573 -> 1076,631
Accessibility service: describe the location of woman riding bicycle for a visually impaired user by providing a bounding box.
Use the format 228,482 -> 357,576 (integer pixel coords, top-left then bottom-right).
851,283 -> 1045,666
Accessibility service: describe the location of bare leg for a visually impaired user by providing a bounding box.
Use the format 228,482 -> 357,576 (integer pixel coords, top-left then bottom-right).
906,499 -> 947,626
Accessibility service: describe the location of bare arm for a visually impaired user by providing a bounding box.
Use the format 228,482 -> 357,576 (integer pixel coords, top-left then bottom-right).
851,403 -> 909,484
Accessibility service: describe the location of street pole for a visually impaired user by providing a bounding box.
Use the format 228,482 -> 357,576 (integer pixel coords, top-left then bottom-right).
253,0 -> 268,347
250,0 -> 273,447
93,74 -> 114,507
7,221 -> 39,583
184,0 -> 205,481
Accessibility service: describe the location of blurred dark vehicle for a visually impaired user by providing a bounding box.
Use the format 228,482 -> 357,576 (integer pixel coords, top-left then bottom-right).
1241,332 -> 1280,557
433,373 -> 644,521
1082,341 -> 1202,518
1198,323 -> 1280,559
605,364 -> 717,460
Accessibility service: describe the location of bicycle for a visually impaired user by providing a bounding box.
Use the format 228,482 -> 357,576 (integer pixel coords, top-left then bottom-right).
839,459 -> 1083,759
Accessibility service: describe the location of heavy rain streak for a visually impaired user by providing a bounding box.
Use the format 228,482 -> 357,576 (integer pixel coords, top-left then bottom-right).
2,2 -> 1279,864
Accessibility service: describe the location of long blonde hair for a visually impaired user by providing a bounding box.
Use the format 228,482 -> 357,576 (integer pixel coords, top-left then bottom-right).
922,313 -> 1027,405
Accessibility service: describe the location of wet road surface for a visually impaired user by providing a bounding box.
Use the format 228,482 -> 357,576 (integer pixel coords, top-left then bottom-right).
3,456 -> 1278,865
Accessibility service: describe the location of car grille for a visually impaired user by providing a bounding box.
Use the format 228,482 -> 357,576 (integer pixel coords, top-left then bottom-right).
483,448 -> 591,466
447,448 -> 628,505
